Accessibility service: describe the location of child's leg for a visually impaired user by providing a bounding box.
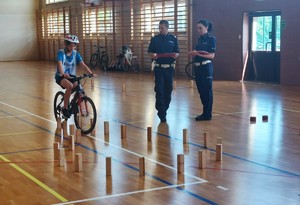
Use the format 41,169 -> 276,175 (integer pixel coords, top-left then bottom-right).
60,79 -> 73,108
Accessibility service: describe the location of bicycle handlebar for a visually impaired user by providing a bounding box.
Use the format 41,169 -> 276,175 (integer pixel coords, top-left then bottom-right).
69,73 -> 94,81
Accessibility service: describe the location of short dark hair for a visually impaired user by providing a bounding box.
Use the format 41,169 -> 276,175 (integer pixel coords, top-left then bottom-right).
198,19 -> 213,33
159,20 -> 169,28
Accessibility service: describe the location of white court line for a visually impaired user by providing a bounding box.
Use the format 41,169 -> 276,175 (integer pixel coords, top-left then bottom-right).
0,101 -> 54,124
0,100 -> 207,183
283,108 -> 300,113
0,114 -> 33,119
52,181 -> 204,205
216,185 -> 229,191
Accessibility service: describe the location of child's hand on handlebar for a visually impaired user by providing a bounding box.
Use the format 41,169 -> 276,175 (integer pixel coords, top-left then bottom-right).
62,73 -> 70,78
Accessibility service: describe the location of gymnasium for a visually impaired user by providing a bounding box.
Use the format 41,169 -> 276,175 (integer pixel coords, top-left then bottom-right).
0,0 -> 299,204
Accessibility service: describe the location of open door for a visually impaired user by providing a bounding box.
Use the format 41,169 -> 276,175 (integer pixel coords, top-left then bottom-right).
246,11 -> 281,83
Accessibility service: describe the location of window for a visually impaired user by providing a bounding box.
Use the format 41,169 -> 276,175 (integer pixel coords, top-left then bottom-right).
42,8 -> 69,37
46,0 -> 67,4
251,15 -> 281,51
83,7 -> 113,35
141,1 -> 187,33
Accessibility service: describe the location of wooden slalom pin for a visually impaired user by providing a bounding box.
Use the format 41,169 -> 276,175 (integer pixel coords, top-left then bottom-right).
147,127 -> 152,142
139,157 -> 145,176
216,144 -> 222,162
53,142 -> 59,160
177,154 -> 184,174
183,128 -> 188,144
74,153 -> 83,172
106,157 -> 112,176
198,150 -> 206,169
121,124 -> 126,139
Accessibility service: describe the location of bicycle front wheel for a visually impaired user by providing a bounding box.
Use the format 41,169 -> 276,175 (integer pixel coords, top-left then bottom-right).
90,53 -> 98,69
185,61 -> 196,79
53,91 -> 64,121
74,96 -> 97,135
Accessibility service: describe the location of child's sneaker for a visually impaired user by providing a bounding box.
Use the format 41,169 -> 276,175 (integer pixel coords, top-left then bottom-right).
62,108 -> 70,119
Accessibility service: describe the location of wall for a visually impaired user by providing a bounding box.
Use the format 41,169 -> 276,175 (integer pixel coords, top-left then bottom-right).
192,0 -> 300,86
0,0 -> 39,61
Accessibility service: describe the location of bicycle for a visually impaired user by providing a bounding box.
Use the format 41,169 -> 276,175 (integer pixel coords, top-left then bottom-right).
53,73 -> 97,135
185,61 -> 196,79
108,45 -> 140,72
90,44 -> 109,71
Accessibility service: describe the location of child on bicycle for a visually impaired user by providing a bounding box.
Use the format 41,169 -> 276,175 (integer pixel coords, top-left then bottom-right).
55,34 -> 96,119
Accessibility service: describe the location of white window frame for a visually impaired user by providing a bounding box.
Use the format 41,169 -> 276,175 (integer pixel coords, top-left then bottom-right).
46,0 -> 67,4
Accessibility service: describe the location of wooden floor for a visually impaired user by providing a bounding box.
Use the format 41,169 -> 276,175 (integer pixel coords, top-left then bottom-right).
0,61 -> 299,205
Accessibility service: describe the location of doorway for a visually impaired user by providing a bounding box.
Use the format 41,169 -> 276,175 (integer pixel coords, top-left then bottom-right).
245,11 -> 281,83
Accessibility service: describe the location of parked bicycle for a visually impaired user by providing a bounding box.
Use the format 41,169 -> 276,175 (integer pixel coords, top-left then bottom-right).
108,45 -> 140,72
53,73 -> 97,134
90,44 -> 109,71
185,60 -> 196,79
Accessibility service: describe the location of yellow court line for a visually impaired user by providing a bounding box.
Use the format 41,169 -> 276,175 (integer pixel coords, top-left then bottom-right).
0,131 -> 43,137
0,155 -> 68,203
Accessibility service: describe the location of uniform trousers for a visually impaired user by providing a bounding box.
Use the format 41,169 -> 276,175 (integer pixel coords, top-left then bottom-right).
154,66 -> 174,120
195,63 -> 213,118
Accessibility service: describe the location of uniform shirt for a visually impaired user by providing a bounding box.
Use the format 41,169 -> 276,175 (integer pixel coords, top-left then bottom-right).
56,48 -> 83,75
148,33 -> 179,64
194,33 -> 216,62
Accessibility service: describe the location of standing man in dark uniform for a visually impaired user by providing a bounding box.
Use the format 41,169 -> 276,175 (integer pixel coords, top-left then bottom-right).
148,20 -> 179,123
189,19 -> 216,121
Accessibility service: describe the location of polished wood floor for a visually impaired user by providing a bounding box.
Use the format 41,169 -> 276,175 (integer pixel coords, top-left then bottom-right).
0,61 -> 299,205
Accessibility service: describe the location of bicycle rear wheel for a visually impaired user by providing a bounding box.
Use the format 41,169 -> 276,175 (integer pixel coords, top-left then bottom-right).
185,61 -> 196,79
90,53 -> 98,69
131,59 -> 140,72
121,57 -> 129,72
74,96 -> 97,135
99,53 -> 109,71
53,91 -> 64,121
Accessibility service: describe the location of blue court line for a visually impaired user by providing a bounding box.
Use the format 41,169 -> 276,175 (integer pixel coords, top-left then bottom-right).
0,109 -> 219,205
119,121 -> 300,178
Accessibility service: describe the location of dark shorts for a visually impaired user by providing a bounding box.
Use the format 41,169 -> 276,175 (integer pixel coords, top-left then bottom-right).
55,73 -> 77,89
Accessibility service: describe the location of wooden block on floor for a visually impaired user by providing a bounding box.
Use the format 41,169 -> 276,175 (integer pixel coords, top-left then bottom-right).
203,132 -> 208,148
262,115 -> 268,122
75,153 -> 83,172
147,127 -> 152,142
173,80 -> 176,90
121,124 -> 126,139
58,148 -> 65,167
69,124 -> 75,135
177,154 -> 184,174
122,82 -> 126,93
183,128 -> 188,144
104,121 -> 109,136
75,129 -> 81,144
53,142 -> 59,160
250,116 -> 256,123
57,117 -> 61,129
106,157 -> 111,176
216,144 -> 222,162
68,135 -> 75,150
139,157 -> 145,176
198,150 -> 206,169
62,120 -> 68,137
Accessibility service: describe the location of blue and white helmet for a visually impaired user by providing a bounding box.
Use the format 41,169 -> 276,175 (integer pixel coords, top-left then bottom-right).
64,34 -> 79,44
